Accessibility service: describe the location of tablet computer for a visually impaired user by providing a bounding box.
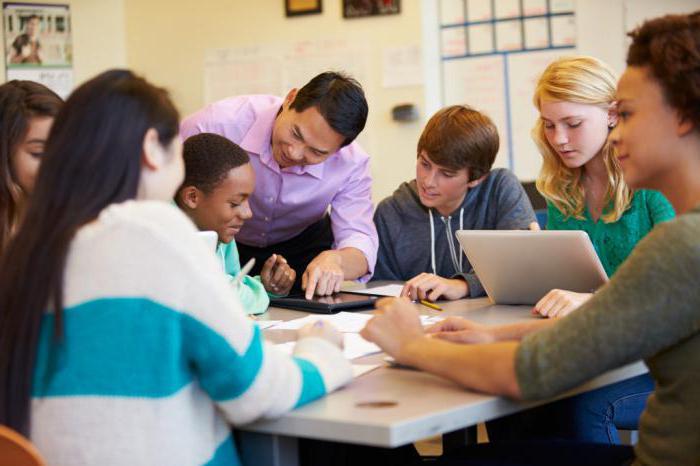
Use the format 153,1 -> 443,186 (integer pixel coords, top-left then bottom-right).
270,292 -> 378,314
456,230 -> 608,305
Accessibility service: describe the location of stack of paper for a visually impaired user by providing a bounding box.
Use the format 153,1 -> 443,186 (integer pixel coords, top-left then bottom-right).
271,312 -> 372,332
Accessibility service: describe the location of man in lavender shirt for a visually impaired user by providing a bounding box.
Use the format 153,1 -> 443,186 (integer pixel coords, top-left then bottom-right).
181,72 -> 377,298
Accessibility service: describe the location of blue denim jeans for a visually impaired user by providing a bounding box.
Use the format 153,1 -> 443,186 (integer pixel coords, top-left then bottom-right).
486,374 -> 654,444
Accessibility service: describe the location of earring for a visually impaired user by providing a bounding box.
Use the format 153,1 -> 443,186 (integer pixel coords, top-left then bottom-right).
608,121 -> 615,129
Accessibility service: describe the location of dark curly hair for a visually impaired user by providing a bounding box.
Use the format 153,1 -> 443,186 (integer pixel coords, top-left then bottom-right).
176,133 -> 250,206
627,11 -> 700,129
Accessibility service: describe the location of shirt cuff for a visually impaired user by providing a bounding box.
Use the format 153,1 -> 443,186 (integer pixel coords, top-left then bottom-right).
452,272 -> 487,298
334,233 -> 378,282
294,337 -> 353,392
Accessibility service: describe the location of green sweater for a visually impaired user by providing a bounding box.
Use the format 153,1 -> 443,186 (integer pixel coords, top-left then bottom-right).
216,240 -> 269,315
517,206 -> 700,465
546,189 -> 675,276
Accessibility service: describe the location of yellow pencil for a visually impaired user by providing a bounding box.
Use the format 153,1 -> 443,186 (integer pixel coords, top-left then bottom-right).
419,299 -> 443,311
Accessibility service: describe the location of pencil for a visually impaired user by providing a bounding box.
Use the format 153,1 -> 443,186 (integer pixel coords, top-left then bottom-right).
419,299 -> 443,311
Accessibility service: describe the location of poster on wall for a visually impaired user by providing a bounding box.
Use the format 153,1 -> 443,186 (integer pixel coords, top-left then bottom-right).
343,0 -> 400,19
3,2 -> 73,97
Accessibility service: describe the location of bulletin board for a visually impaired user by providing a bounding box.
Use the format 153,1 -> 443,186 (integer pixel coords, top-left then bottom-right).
438,0 -> 576,180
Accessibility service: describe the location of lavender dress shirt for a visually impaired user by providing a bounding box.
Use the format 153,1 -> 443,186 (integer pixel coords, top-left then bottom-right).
181,94 -> 378,279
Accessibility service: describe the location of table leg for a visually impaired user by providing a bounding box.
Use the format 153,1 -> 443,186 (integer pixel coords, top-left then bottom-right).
238,431 -> 299,466
442,426 -> 477,454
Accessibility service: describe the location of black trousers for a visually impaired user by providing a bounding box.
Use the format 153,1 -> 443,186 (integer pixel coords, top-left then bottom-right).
237,215 -> 334,293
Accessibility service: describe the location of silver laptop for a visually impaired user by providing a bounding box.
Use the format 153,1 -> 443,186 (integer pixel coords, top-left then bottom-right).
456,230 -> 608,305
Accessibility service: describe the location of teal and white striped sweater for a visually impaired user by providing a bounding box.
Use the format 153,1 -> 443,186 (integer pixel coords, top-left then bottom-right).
29,201 -> 352,466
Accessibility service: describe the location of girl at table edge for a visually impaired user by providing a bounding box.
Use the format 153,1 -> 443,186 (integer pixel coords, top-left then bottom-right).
0,70 -> 351,466
362,11 -> 700,466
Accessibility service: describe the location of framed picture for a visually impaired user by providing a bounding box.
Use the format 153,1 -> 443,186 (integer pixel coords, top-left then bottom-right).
285,0 -> 322,17
343,0 -> 400,19
3,2 -> 73,97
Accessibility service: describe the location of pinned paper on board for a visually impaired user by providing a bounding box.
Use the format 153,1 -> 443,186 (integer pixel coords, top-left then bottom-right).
441,27 -> 467,58
437,0 -> 576,180
3,2 -> 73,98
467,23 -> 494,55
466,0 -> 492,22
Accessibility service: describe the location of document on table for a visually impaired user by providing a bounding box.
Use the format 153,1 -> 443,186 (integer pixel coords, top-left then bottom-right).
271,312 -> 372,332
275,333 -> 381,360
256,320 -> 283,330
267,313 -> 443,332
349,284 -> 404,297
352,364 -> 381,378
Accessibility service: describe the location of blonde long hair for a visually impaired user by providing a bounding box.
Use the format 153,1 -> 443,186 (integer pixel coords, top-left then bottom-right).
533,56 -> 632,222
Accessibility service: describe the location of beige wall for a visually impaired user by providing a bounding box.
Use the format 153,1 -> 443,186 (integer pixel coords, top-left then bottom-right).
123,0 -> 425,203
0,0 -> 127,87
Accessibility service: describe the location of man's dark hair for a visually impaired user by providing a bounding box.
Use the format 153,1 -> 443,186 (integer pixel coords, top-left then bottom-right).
289,71 -> 368,147
176,133 -> 250,206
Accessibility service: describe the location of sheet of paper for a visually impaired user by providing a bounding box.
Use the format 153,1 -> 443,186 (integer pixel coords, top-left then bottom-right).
382,45 -> 423,88
550,0 -> 574,13
350,284 -> 404,297
256,320 -> 283,330
522,0 -> 547,16
494,0 -> 520,19
271,312 -> 373,333
343,333 -> 382,359
440,0 -> 466,25
467,23 -> 494,54
550,14 -> 576,47
466,0 -> 492,22
275,333 -> 381,360
524,17 -> 549,49
441,26 -> 467,58
496,20 -> 523,51
420,315 -> 443,326
352,364 -> 381,378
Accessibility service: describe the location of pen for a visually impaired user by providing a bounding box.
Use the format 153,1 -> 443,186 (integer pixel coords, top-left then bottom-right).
233,258 -> 256,287
419,299 -> 443,311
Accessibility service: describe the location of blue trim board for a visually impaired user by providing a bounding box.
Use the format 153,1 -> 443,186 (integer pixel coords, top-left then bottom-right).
441,45 -> 574,61
440,11 -> 574,29
503,56 -> 514,171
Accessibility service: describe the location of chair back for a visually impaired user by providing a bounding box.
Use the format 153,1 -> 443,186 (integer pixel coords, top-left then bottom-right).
0,425 -> 46,466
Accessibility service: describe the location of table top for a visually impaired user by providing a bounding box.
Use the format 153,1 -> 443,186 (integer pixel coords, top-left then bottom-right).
242,286 -> 647,447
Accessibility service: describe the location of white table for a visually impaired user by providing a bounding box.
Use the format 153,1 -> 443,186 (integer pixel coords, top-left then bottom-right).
238,293 -> 647,466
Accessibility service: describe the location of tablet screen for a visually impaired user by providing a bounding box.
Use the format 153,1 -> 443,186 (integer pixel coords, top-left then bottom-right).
270,292 -> 377,313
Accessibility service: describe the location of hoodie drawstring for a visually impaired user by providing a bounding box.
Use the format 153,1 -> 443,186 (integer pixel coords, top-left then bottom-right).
429,207 -> 464,275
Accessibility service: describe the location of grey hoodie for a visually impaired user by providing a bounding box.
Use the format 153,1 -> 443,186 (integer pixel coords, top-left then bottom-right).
373,168 -> 536,297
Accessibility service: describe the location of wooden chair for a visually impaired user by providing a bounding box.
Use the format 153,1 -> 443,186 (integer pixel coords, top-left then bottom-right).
0,425 -> 46,466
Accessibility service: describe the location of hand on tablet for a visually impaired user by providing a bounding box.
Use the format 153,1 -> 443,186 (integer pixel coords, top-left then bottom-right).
424,316 -> 495,344
298,320 -> 344,349
261,254 -> 296,296
361,297 -> 424,362
400,273 -> 469,301
302,251 -> 344,299
533,289 -> 593,318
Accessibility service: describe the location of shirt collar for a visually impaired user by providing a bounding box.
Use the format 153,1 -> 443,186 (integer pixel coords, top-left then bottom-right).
240,101 -> 326,180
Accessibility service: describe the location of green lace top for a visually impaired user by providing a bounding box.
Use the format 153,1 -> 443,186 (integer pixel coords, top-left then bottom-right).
546,189 -> 675,276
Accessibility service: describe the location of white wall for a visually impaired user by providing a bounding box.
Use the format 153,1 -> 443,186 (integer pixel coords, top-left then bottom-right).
0,0 -> 127,86
123,0 -> 425,203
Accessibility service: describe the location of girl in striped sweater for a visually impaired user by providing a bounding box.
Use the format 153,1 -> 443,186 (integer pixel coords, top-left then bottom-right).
0,69 -> 351,466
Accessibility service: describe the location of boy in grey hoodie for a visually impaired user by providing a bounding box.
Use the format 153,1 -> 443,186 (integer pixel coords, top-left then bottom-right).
373,105 -> 537,299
